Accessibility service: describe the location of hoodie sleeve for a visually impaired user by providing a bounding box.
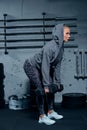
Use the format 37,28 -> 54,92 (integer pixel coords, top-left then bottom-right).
53,61 -> 61,85
41,48 -> 51,87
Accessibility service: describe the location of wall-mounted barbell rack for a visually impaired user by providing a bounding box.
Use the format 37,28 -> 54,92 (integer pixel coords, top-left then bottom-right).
0,13 -> 78,54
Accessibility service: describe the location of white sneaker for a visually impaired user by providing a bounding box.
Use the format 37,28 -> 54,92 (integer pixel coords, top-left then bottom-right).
48,110 -> 63,120
38,114 -> 56,125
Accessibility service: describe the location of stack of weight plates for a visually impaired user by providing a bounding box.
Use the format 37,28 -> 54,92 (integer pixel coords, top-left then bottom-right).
62,93 -> 86,108
0,63 -> 5,108
8,94 -> 30,110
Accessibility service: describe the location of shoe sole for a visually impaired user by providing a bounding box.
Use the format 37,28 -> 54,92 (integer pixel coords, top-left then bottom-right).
38,121 -> 56,125
48,116 -> 63,120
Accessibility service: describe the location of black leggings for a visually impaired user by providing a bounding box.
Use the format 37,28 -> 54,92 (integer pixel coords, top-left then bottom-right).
23,59 -> 54,115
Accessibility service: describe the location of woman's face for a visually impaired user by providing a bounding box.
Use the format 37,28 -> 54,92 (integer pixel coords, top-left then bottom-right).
63,27 -> 70,42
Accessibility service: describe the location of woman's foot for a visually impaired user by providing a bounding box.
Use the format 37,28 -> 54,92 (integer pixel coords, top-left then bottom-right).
38,114 -> 55,125
48,110 -> 63,120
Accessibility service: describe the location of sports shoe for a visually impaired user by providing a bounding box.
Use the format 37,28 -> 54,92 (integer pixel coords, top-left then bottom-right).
38,114 -> 56,125
48,110 -> 63,120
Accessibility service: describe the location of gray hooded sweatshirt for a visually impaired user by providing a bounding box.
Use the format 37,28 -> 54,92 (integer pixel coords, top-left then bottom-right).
28,23 -> 64,87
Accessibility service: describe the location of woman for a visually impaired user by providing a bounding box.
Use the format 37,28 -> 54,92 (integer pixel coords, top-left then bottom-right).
23,24 -> 70,125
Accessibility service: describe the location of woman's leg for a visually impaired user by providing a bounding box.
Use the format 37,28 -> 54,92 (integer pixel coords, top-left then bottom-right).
23,60 -> 45,115
46,93 -> 54,112
23,60 -> 42,89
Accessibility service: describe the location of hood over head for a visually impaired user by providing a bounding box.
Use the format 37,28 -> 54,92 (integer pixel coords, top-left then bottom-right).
52,23 -> 64,46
